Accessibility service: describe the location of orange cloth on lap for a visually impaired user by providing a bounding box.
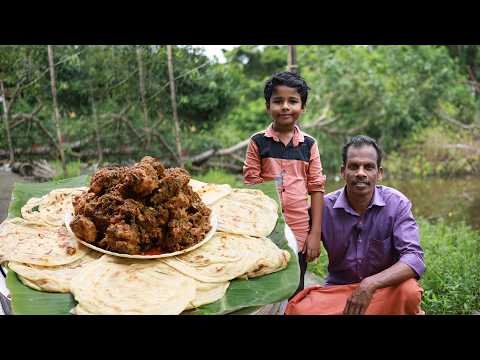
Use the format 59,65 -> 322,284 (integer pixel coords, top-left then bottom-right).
285,278 -> 424,315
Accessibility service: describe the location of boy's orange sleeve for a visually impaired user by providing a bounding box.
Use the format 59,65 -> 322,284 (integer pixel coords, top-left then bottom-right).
243,139 -> 264,184
308,142 -> 326,193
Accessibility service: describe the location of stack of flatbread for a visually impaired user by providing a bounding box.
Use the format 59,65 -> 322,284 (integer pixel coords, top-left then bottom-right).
0,187 -> 101,293
21,187 -> 88,226
2,181 -> 291,315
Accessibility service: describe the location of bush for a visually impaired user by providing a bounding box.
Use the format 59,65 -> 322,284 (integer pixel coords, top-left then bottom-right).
50,160 -> 81,181
385,125 -> 480,178
418,218 -> 480,314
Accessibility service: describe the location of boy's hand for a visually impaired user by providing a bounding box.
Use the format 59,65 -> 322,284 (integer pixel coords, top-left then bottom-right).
305,231 -> 320,262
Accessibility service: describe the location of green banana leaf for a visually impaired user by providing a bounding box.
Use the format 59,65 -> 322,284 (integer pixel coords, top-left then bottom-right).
6,176 -> 299,315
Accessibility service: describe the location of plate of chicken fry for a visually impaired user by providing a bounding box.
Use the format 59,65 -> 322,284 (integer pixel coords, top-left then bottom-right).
64,156 -> 217,259
65,211 -> 217,259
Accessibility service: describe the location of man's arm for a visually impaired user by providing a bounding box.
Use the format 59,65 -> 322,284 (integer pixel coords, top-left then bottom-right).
306,191 -> 323,261
343,261 -> 416,315
344,199 -> 425,315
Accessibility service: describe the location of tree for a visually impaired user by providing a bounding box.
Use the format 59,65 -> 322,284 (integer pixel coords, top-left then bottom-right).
167,45 -> 183,167
136,45 -> 151,147
0,80 -> 15,163
446,45 -> 480,96
288,45 -> 298,73
47,45 -> 67,176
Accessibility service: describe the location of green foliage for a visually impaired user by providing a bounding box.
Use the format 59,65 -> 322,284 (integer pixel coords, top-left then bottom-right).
297,45 -> 478,173
307,244 -> 329,280
193,168 -> 243,187
418,218 -> 480,314
1,45 -> 479,177
385,124 -> 480,177
50,160 -> 81,180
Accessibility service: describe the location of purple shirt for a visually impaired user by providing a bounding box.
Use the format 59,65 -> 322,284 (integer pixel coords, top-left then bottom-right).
321,185 -> 425,285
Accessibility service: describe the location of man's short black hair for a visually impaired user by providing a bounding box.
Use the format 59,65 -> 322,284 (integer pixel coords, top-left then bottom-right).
264,71 -> 310,108
342,135 -> 383,167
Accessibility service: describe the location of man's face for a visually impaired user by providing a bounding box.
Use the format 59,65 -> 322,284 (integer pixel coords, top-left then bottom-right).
267,85 -> 304,127
341,145 -> 383,199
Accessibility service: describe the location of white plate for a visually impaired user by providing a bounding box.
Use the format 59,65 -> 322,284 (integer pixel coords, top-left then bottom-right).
64,210 -> 217,259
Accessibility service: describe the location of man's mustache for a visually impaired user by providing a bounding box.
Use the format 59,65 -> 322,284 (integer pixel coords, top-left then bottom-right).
353,179 -> 370,185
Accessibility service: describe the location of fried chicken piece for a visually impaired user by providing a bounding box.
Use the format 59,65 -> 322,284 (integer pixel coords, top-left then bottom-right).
89,166 -> 128,195
163,216 -> 193,252
101,222 -> 142,254
163,191 -> 192,210
70,215 -> 97,243
72,191 -> 97,216
82,192 -> 125,234
124,160 -> 159,197
150,168 -> 191,205
161,205 -> 211,252
154,205 -> 170,227
139,156 -> 165,179
116,199 -> 161,231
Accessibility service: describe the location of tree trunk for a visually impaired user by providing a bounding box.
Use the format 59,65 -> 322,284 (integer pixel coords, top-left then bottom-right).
90,92 -> 103,165
0,80 -> 15,163
136,45 -> 151,147
288,45 -> 298,73
166,45 -> 183,168
47,45 -> 67,176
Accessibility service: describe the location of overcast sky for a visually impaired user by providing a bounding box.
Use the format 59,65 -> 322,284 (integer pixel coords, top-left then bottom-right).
191,45 -> 239,63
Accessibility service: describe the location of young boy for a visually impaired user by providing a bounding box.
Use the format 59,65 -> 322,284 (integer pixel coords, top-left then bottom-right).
243,71 -> 326,296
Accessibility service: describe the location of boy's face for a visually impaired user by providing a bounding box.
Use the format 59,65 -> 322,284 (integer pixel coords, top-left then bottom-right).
266,85 -> 304,128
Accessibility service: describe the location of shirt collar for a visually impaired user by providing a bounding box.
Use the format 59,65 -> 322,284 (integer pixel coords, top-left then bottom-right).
370,186 -> 386,208
333,186 -> 386,215
264,123 -> 304,147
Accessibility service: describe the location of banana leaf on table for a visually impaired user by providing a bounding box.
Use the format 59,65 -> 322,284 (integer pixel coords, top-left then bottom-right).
6,176 -> 299,315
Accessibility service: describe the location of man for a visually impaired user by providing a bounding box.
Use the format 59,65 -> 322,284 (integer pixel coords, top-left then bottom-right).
285,135 -> 425,315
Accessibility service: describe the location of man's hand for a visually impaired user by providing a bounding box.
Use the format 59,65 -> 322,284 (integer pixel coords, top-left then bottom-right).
343,279 -> 377,315
305,231 -> 320,262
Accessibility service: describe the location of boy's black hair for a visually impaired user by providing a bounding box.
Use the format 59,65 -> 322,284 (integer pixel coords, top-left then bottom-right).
342,135 -> 383,167
264,71 -> 310,108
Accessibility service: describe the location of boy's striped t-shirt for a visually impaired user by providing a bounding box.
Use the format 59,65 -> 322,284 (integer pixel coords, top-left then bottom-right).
243,124 -> 326,250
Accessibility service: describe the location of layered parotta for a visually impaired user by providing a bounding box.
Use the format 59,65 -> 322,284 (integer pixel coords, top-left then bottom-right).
0,217 -> 88,266
194,183 -> 232,206
70,255 -> 197,315
21,187 -> 88,226
8,251 -> 102,293
162,231 -> 289,283
210,190 -> 278,237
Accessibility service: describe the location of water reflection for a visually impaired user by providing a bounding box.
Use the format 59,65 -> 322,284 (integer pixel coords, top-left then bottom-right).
325,176 -> 480,230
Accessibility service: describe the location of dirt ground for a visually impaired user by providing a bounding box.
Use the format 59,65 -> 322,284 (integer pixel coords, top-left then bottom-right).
0,171 -> 24,223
